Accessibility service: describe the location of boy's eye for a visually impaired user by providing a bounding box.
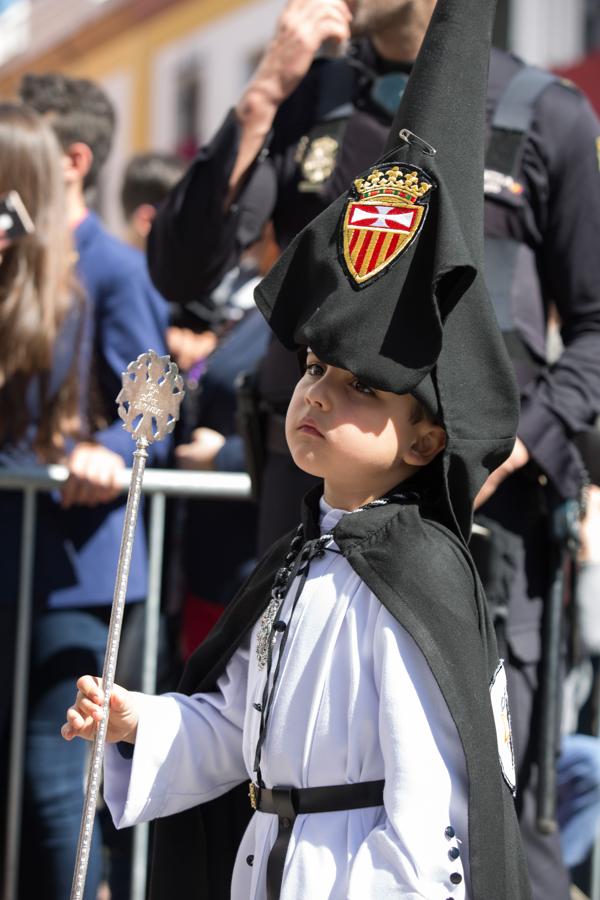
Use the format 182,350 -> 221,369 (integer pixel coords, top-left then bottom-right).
352,380 -> 375,396
306,362 -> 325,377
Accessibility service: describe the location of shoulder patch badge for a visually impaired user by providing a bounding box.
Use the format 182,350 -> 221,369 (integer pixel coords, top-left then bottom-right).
340,163 -> 434,287
489,660 -> 516,796
484,168 -> 524,199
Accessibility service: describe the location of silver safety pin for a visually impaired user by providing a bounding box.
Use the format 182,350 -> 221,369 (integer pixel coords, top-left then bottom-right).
399,129 -> 437,157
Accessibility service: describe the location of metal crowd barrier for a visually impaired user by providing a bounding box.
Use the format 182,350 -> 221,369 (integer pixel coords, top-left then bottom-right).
0,465 -> 252,900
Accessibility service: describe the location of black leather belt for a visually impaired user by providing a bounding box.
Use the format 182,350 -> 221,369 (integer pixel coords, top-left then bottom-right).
249,779 -> 385,899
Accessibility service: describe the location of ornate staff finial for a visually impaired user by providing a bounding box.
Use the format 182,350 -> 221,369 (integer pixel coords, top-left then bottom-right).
117,349 -> 184,444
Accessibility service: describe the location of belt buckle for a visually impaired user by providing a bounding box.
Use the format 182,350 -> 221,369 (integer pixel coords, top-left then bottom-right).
248,782 -> 259,811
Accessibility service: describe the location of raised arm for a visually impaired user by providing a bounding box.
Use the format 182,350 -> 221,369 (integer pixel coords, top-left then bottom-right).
229,0 -> 351,200
147,0 -> 352,304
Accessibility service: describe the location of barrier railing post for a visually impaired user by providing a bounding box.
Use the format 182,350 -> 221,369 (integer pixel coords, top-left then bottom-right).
3,487 -> 37,900
130,491 -> 167,900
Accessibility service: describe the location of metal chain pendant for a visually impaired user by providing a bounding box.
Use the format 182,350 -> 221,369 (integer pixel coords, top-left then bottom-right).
256,595 -> 283,671
255,527 -> 340,669
256,525 -> 304,669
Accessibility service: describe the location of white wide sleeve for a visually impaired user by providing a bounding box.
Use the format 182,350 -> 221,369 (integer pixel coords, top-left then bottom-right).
348,605 -> 470,900
104,639 -> 249,829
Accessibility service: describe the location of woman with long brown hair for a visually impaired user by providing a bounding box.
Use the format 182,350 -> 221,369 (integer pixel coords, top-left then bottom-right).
0,103 -> 105,900
0,102 -> 83,456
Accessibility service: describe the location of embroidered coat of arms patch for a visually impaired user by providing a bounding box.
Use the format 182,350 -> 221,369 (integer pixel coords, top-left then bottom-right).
340,163 -> 434,286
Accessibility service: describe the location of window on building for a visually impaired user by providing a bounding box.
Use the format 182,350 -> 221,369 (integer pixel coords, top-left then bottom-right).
175,61 -> 203,160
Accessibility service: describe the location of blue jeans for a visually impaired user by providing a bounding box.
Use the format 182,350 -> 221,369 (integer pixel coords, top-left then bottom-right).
558,733 -> 600,868
21,609 -> 108,900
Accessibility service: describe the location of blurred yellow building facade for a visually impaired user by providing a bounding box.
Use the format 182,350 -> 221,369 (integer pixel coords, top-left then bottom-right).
0,0 -> 282,229
0,0 -> 256,145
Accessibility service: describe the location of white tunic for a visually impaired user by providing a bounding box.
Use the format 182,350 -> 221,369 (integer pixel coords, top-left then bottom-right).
105,500 -> 470,899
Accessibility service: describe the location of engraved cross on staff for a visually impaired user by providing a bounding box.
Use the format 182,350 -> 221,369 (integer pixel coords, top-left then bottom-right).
68,350 -> 183,900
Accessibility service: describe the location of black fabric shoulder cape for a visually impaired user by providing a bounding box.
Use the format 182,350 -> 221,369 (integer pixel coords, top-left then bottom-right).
149,489 -> 531,900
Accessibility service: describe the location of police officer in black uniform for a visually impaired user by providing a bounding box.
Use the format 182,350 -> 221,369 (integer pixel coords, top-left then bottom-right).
147,2 -> 600,897
474,52 -> 600,900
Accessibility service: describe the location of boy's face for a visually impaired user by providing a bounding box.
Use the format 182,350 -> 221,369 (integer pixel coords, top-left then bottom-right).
286,350 -> 445,510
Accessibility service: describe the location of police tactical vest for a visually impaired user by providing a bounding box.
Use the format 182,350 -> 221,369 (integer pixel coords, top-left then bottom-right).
484,66 -> 574,383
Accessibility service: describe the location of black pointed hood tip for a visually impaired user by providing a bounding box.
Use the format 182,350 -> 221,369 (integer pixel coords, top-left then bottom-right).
255,0 -> 519,542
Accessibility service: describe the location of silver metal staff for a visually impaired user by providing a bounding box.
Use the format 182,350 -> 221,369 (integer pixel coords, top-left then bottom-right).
70,350 -> 184,900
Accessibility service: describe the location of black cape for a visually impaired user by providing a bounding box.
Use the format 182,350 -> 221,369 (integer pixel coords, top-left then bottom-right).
149,486 -> 531,900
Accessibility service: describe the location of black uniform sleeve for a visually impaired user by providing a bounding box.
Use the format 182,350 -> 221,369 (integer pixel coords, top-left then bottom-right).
146,61 -> 334,308
147,110 -> 275,304
518,85 -> 600,496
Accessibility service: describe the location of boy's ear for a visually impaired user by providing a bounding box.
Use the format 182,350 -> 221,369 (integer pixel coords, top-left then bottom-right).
62,142 -> 93,185
405,423 -> 447,467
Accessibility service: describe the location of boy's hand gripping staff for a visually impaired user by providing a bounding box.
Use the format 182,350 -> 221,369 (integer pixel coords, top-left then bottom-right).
69,350 -> 184,900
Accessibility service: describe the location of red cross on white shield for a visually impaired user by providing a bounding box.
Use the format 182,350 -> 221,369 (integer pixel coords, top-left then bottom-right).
342,196 -> 426,285
348,204 -> 417,232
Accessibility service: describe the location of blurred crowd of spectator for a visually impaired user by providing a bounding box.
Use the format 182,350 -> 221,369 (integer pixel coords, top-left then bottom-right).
0,66 -> 279,899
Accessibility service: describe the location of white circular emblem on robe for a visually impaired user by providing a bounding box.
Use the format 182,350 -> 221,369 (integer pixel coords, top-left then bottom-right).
489,659 -> 516,795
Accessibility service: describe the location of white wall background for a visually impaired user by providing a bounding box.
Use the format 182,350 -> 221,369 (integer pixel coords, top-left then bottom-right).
150,0 -> 286,153
97,68 -> 133,234
509,0 -> 586,67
